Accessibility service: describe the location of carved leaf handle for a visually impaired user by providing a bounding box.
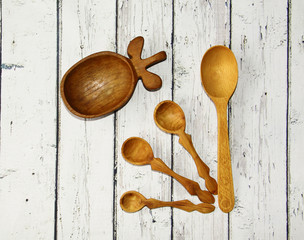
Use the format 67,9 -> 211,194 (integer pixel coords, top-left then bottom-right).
127,36 -> 167,90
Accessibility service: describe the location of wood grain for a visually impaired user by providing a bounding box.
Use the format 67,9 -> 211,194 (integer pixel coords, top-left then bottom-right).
60,36 -> 166,118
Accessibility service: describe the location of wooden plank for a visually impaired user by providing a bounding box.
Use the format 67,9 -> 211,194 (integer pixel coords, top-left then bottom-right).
288,0 -> 304,239
115,0 -> 173,239
57,1 -> 116,239
0,0 -> 57,239
173,0 -> 230,239
230,0 -> 288,238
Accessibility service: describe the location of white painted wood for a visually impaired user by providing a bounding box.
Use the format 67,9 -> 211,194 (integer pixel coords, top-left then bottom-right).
115,0 -> 173,239
288,0 -> 304,239
230,0 -> 288,239
1,0 -> 304,239
173,0 -> 230,239
0,0 -> 57,239
57,1 -> 116,239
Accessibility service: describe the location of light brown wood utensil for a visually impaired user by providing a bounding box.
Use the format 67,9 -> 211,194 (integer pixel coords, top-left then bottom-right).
60,36 -> 166,118
154,100 -> 218,195
200,45 -> 238,213
121,137 -> 215,204
120,190 -> 215,214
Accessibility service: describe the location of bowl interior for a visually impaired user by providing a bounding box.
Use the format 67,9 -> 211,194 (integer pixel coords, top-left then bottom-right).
122,138 -> 153,165
62,54 -> 135,117
155,101 -> 185,132
201,46 -> 238,99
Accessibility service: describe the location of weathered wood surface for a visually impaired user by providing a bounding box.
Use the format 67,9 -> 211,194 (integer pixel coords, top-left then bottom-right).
230,0 -> 288,239
58,1 -> 116,239
0,1 -> 57,239
288,0 -> 304,239
0,0 -> 303,239
172,1 -> 230,239
116,1 -> 172,239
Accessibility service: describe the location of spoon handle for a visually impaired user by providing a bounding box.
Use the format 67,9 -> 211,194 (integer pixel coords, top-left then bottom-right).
150,158 -> 215,204
216,102 -> 235,213
178,131 -> 218,194
145,198 -> 215,214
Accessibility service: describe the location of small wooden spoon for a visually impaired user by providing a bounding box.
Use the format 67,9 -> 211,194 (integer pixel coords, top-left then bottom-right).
120,190 -> 215,214
60,36 -> 166,118
201,45 -> 238,213
121,137 -> 215,204
154,100 -> 218,195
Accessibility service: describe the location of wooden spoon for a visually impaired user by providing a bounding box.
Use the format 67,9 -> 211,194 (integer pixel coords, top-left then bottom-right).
120,190 -> 215,214
60,36 -> 166,118
121,137 -> 215,204
154,100 -> 218,195
200,45 -> 238,213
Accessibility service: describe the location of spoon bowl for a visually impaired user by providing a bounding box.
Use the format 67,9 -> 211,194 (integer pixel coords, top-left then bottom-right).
201,45 -> 238,100
201,45 -> 238,213
120,191 -> 146,212
154,100 -> 185,133
121,137 -> 154,166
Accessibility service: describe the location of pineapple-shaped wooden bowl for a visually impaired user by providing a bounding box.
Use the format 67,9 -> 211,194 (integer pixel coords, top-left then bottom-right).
60,36 -> 167,118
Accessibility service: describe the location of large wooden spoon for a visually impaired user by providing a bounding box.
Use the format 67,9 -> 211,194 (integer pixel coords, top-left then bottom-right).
201,45 -> 238,213
154,100 -> 218,195
121,137 -> 215,204
120,190 -> 215,214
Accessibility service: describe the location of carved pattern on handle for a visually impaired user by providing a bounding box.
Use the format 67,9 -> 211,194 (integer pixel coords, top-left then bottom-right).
218,156 -> 234,213
217,101 -> 235,213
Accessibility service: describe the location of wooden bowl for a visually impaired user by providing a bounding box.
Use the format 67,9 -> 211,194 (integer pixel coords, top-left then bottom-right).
60,36 -> 167,118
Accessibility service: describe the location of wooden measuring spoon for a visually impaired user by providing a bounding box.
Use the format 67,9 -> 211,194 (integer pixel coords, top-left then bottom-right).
201,45 -> 238,213
60,36 -> 166,118
120,190 -> 215,214
154,100 -> 218,195
121,137 -> 215,204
